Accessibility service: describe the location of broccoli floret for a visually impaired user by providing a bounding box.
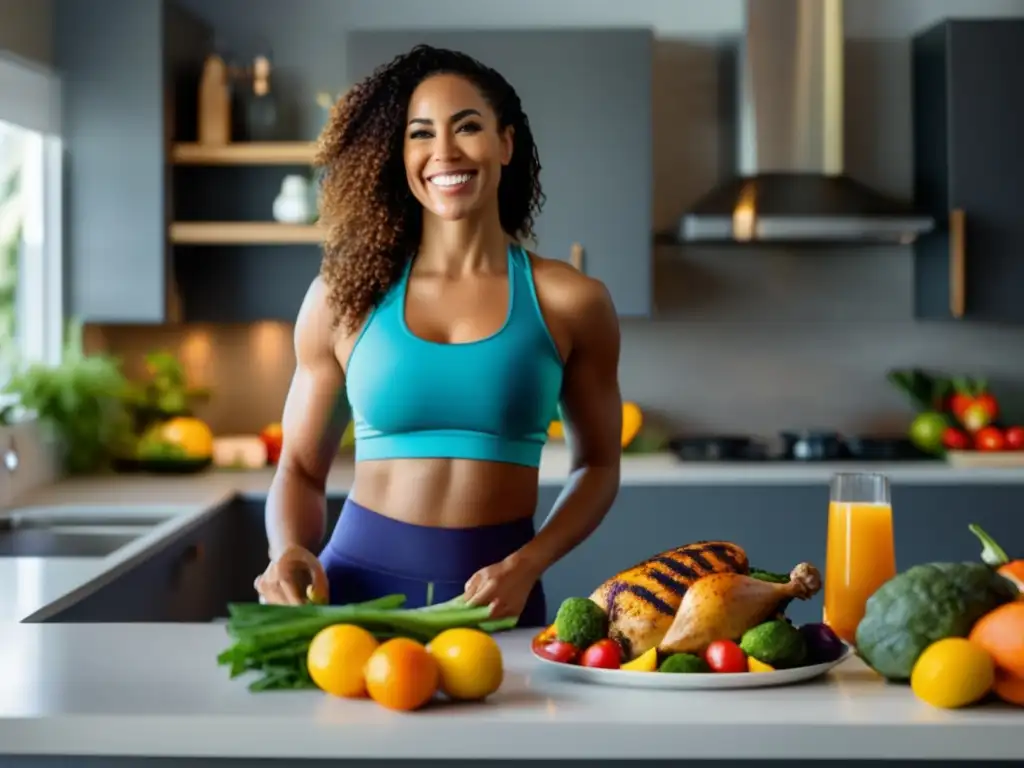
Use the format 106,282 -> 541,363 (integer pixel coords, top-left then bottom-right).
740,619 -> 808,668
553,597 -> 608,648
658,653 -> 710,674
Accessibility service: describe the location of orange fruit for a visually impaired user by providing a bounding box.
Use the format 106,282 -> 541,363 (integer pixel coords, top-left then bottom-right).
427,628 -> 504,701
364,637 -> 440,711
993,670 -> 1024,706
306,624 -> 380,698
968,601 -> 1024,678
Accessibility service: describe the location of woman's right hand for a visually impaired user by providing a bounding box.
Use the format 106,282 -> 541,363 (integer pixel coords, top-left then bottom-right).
254,544 -> 330,605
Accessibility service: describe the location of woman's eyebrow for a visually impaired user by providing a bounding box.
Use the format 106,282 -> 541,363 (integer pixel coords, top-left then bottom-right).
407,108 -> 482,127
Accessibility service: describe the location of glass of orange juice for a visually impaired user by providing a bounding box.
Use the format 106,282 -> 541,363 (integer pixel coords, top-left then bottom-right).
824,472 -> 896,646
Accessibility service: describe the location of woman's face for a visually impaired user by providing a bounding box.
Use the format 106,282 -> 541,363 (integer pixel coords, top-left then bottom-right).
403,73 -> 513,222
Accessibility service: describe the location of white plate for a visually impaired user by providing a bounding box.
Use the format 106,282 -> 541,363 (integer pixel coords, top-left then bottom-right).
532,646 -> 854,690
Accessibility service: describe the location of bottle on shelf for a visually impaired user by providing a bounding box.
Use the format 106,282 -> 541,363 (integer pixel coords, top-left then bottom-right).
244,55 -> 280,141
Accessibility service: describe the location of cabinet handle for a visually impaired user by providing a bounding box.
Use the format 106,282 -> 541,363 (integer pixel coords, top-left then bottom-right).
949,209 -> 966,319
570,242 -> 584,272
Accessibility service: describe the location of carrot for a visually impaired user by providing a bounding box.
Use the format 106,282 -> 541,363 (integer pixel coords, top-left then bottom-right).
968,524 -> 1024,592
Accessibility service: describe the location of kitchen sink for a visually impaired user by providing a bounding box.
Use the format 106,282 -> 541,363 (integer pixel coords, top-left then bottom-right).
0,526 -> 146,557
0,505 -> 181,558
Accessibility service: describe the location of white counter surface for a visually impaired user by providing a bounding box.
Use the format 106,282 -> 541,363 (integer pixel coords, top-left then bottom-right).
1,447 -> 1024,759
0,624 -> 1020,761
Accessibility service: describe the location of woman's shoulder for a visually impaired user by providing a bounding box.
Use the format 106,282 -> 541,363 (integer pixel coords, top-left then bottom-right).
525,251 -> 615,318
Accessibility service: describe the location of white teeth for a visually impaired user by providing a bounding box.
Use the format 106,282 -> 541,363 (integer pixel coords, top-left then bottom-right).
430,173 -> 474,187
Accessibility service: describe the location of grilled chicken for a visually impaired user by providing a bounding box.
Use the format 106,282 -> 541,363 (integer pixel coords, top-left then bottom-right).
658,562 -> 822,656
589,541 -> 749,660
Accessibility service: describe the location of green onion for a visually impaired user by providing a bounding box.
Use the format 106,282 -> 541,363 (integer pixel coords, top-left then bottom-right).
217,593 -> 518,692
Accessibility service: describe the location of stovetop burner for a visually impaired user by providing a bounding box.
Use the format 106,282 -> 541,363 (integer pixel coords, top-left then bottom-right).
667,432 -> 934,463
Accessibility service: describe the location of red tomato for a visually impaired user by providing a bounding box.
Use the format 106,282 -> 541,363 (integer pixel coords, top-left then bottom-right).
975,426 -> 1006,452
530,625 -> 579,664
704,639 -> 748,673
1005,426 -> 1024,451
942,426 -> 971,451
579,638 -> 622,669
536,640 -> 579,664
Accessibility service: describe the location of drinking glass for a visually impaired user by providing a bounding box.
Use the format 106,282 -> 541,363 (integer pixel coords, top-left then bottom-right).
823,472 -> 896,645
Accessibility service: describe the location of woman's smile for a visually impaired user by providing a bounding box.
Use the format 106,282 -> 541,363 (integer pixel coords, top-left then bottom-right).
427,170 -> 479,195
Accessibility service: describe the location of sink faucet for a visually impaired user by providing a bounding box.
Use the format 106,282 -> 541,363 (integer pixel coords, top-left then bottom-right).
1,435 -> 18,510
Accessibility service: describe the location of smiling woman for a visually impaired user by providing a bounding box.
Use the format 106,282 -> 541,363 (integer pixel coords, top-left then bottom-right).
257,45 -> 623,628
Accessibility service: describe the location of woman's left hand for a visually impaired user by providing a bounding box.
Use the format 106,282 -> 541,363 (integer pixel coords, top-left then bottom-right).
464,552 -> 543,619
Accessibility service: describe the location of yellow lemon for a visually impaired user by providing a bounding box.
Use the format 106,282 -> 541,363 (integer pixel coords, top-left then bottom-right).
307,624 -> 380,698
427,628 -> 504,701
622,647 -> 659,672
748,657 -> 775,673
911,638 -> 995,709
159,417 -> 214,458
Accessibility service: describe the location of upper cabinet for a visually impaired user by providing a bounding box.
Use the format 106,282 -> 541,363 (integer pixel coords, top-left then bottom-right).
346,29 -> 655,318
55,0 -> 208,324
912,19 -> 1024,323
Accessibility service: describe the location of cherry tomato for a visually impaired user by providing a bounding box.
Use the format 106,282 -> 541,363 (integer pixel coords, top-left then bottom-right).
704,639 -> 748,673
942,426 -> 971,451
975,426 -> 1006,452
531,625 -> 580,664
536,640 -> 580,664
579,638 -> 622,669
1004,426 -> 1024,451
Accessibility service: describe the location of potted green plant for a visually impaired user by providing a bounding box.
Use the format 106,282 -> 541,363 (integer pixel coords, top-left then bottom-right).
1,319 -> 135,474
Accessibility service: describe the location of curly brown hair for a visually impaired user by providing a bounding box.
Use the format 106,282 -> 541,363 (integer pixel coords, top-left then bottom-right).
314,44 -> 545,332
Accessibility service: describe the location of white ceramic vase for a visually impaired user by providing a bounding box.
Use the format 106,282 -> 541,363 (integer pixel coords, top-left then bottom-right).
272,175 -> 312,223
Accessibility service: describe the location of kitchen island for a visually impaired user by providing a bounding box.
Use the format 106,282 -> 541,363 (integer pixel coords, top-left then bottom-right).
0,625 -> 1021,765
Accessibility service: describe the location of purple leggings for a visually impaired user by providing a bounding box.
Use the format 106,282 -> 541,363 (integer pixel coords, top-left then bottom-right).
318,498 -> 548,627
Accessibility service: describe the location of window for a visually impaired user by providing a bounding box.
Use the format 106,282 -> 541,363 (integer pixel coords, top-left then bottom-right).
0,52 -> 63,400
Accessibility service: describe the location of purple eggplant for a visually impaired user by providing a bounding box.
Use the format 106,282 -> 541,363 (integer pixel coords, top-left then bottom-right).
799,622 -> 847,663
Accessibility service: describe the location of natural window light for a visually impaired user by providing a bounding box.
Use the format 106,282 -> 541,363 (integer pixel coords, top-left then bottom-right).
0,53 -> 63,409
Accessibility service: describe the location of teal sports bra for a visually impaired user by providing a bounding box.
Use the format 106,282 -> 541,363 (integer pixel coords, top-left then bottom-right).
345,243 -> 565,468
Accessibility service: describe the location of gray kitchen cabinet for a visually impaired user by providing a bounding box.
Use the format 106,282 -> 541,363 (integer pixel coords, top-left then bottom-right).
54,0 -> 209,323
535,483 -> 1024,626
346,30 -> 654,318
912,19 -> 1024,323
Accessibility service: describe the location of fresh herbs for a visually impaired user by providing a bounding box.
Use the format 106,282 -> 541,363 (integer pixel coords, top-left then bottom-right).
217,594 -> 518,692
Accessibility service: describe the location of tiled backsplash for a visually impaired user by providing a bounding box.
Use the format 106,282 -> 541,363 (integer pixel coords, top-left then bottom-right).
86,304 -> 1024,440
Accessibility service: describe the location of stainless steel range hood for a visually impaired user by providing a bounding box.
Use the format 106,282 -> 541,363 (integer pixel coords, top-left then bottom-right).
679,0 -> 934,244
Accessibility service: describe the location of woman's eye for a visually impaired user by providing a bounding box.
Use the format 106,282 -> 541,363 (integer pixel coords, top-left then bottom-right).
409,129 -> 433,140
457,122 -> 482,134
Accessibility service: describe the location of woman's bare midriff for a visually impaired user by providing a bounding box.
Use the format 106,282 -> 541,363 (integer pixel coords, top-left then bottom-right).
347,458 -> 540,528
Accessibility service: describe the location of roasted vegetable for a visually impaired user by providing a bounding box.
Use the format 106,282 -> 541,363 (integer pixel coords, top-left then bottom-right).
659,653 -> 709,674
657,562 -> 821,656
554,597 -> 608,649
590,540 -> 749,660
855,562 -> 1018,682
740,620 -> 807,668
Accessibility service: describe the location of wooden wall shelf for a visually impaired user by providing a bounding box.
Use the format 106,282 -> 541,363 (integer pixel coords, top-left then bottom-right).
170,142 -> 317,165
169,222 -> 322,245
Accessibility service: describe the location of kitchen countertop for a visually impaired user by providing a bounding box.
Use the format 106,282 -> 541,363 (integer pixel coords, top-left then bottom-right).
0,624 -> 1020,761
2,447 -> 1024,760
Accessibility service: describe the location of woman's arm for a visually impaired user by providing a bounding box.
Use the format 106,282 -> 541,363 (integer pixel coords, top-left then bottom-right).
516,274 -> 623,574
265,278 -> 350,559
